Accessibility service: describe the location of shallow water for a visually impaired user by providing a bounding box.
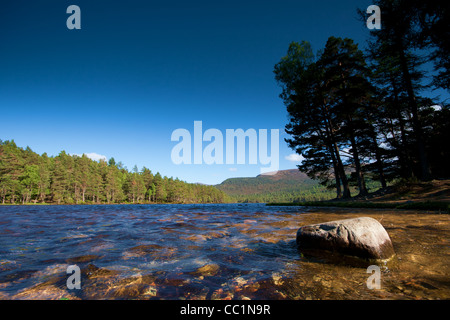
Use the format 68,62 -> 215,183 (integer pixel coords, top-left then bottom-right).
0,204 -> 448,300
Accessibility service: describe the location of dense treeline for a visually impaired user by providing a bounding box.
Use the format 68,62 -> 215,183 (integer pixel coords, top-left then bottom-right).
274,0 -> 449,199
0,140 -> 231,205
220,188 -> 336,203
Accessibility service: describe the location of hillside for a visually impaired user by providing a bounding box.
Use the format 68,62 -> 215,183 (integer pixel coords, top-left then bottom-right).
215,169 -> 335,203
268,179 -> 450,213
361,179 -> 450,204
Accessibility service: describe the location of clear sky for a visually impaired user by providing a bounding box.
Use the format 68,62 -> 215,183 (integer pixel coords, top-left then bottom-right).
0,0 -> 421,185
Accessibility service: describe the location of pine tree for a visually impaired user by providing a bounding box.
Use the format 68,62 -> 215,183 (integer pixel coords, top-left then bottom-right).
75,154 -> 91,203
19,165 -> 40,203
274,41 -> 351,198
318,37 -> 378,196
361,0 -> 432,181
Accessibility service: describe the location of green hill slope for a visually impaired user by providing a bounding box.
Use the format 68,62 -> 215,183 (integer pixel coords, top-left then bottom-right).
215,169 -> 335,203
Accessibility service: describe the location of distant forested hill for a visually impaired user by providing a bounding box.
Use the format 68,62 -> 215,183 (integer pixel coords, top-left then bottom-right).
215,169 -> 336,203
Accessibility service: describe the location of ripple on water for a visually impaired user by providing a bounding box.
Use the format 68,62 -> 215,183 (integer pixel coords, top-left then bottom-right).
0,204 -> 448,300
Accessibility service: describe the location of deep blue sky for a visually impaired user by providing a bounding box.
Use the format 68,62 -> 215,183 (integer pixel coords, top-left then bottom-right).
2,0 -> 438,185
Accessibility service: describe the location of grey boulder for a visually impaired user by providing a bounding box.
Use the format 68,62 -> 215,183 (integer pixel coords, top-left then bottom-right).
296,217 -> 395,261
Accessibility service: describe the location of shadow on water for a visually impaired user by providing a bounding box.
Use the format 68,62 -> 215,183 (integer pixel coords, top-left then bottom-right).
249,237 -> 385,271
248,239 -> 299,261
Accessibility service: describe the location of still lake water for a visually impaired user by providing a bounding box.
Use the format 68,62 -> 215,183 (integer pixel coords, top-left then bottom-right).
0,204 -> 448,300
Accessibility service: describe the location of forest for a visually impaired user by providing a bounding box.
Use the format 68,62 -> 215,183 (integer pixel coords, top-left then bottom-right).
274,0 -> 449,199
0,140 -> 231,205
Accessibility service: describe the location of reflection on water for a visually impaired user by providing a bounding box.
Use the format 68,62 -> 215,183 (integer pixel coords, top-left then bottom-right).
0,204 -> 448,300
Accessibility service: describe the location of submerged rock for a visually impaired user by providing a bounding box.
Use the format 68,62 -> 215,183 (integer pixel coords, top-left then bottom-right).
66,255 -> 99,264
296,217 -> 395,262
12,284 -> 80,300
194,263 -> 220,276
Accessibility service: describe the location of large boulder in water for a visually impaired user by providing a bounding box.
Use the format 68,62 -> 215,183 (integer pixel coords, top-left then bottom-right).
296,217 -> 395,261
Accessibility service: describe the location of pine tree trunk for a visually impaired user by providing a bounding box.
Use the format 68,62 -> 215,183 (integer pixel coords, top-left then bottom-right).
333,142 -> 351,198
324,114 -> 343,199
397,43 -> 431,181
349,130 -> 368,196
329,128 -> 351,198
333,162 -> 342,199
371,133 -> 387,189
390,76 -> 414,179
327,143 -> 342,199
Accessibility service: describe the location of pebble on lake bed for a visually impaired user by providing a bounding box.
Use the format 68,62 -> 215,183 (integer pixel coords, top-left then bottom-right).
194,263 -> 220,276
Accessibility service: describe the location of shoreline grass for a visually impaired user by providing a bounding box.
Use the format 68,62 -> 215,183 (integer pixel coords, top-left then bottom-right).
0,201 -> 234,206
266,200 -> 450,213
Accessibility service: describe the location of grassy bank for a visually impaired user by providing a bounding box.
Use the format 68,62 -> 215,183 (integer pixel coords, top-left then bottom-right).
267,200 -> 449,213
268,179 -> 450,213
